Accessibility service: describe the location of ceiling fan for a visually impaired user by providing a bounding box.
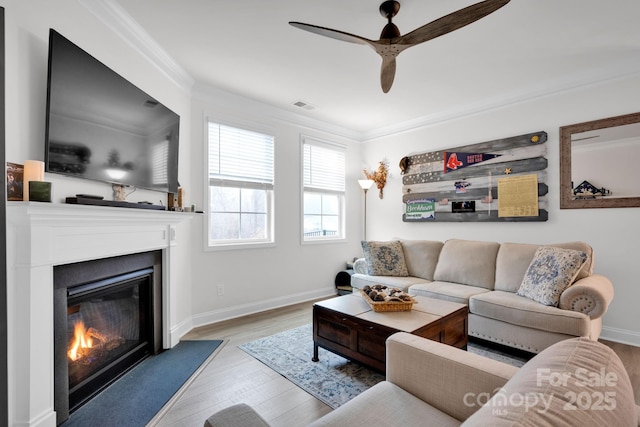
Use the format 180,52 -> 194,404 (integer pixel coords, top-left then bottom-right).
289,0 -> 511,93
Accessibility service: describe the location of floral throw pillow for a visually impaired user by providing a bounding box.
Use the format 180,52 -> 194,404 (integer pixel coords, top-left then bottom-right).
517,246 -> 588,306
361,240 -> 409,277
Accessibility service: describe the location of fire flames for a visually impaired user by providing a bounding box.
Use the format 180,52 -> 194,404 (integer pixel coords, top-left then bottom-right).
68,321 -> 93,361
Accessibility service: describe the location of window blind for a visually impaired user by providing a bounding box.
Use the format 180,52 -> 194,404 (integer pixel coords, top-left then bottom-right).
303,140 -> 345,193
208,122 -> 274,188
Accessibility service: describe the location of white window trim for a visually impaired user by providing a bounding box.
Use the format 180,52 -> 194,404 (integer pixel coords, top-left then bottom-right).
204,115 -> 277,251
300,135 -> 347,245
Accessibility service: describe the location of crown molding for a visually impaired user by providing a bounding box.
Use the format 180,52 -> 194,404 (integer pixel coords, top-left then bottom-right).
360,57 -> 640,142
193,83 -> 363,142
79,0 -> 195,94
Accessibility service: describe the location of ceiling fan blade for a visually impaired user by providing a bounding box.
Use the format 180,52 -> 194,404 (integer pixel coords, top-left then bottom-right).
289,22 -> 374,46
398,0 -> 510,46
380,56 -> 396,93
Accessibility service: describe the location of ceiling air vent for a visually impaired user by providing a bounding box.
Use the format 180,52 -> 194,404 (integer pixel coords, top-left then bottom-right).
292,100 -> 315,111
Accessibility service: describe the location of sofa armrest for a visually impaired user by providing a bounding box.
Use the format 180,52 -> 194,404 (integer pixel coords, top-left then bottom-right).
385,333 -> 518,421
353,258 -> 368,274
559,273 -> 613,319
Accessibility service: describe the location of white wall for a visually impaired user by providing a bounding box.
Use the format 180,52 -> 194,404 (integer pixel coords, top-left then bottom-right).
360,74 -> 640,346
187,86 -> 364,326
3,0 -> 195,337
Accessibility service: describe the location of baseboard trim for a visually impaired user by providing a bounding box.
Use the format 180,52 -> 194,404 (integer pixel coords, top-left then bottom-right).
190,287 -> 336,329
168,317 -> 194,348
599,326 -> 640,347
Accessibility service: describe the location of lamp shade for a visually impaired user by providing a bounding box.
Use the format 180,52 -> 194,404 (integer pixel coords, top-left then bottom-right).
23,160 -> 45,201
358,179 -> 375,190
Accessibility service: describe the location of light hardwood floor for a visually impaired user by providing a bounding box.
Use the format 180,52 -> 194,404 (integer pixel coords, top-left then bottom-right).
151,299 -> 332,427
152,299 -> 640,427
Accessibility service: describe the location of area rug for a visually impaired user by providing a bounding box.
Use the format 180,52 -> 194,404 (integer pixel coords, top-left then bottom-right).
240,324 -> 530,409
62,339 -> 224,427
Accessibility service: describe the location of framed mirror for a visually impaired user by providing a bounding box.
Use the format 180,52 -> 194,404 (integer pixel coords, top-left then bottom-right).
560,112 -> 640,209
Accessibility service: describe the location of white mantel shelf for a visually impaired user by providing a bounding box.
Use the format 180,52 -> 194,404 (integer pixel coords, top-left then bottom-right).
6,202 -> 194,427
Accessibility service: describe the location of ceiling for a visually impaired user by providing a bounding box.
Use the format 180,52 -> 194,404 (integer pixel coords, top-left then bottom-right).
113,0 -> 640,140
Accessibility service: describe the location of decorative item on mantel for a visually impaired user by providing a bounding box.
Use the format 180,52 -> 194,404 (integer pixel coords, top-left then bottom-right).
23,160 -> 45,202
28,181 -> 52,202
573,180 -> 611,199
363,159 -> 389,199
6,162 -> 24,201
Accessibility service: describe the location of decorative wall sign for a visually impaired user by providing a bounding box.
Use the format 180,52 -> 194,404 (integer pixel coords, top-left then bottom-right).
404,198 -> 435,220
402,131 -> 548,222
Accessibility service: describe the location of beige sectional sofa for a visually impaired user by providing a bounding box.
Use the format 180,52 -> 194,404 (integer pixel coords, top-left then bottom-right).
205,333 -> 637,426
352,238 -> 614,353
307,333 -> 637,426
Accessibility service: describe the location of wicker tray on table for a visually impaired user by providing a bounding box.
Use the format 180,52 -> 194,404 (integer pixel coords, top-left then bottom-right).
360,287 -> 417,312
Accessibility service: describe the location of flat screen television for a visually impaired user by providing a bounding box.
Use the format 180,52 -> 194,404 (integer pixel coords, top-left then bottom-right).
44,29 -> 180,194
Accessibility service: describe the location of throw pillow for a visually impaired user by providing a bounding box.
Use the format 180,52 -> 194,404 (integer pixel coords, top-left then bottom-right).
517,246 -> 588,306
361,240 -> 409,276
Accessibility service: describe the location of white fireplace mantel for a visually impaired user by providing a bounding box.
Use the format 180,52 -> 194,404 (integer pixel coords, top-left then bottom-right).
6,202 -> 193,427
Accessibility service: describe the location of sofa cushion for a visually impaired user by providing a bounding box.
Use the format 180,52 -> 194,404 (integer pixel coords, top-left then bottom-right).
308,381 -> 461,427
463,337 -> 636,426
351,274 -> 430,292
361,240 -> 408,276
409,281 -> 490,305
517,246 -> 588,306
495,242 -> 594,293
549,241 -> 594,280
399,239 -> 443,280
469,291 -> 591,336
494,242 -> 539,292
434,239 -> 500,289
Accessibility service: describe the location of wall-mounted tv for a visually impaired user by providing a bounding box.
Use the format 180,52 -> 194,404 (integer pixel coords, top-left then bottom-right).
44,29 -> 180,193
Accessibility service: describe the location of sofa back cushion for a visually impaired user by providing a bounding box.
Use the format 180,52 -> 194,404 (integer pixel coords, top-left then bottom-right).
433,239 -> 500,289
495,243 -> 540,292
463,337 -> 636,426
495,241 -> 594,293
399,239 -> 444,280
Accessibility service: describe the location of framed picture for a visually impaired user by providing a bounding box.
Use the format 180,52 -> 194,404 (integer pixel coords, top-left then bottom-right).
7,162 -> 24,201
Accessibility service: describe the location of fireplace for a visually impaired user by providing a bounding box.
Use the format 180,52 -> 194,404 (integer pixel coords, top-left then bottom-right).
7,203 -> 192,427
53,251 -> 163,425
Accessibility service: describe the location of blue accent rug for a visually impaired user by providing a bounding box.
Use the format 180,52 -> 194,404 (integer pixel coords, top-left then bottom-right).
240,324 -> 529,409
240,324 -> 384,409
62,339 -> 224,427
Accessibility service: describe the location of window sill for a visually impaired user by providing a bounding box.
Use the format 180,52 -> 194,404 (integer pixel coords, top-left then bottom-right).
205,241 -> 276,252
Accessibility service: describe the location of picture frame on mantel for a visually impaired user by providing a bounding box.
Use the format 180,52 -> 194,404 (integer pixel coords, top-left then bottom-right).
6,162 -> 24,201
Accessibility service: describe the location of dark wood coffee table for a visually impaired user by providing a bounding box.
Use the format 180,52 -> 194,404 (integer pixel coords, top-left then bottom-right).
312,293 -> 468,373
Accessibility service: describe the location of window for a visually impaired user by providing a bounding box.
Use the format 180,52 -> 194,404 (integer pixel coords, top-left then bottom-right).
302,137 -> 345,241
207,121 -> 274,247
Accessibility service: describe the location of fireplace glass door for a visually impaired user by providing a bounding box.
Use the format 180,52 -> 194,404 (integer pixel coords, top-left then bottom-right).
66,268 -> 153,411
